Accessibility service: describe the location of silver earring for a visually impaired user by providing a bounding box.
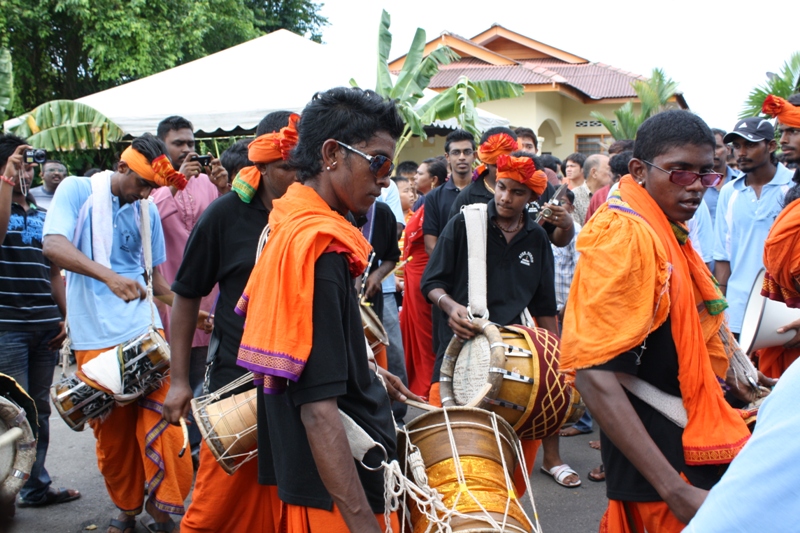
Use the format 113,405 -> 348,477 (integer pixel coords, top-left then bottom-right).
326,166 -> 331,171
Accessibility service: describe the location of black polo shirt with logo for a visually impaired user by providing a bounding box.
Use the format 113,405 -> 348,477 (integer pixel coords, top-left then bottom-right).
420,199 -> 557,381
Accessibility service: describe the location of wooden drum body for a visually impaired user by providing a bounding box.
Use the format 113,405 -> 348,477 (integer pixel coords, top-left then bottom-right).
441,320 -> 581,441
0,374 -> 37,505
192,386 -> 257,475
398,407 -> 532,533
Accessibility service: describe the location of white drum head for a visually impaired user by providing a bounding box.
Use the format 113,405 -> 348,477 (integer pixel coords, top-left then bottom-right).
453,335 -> 491,405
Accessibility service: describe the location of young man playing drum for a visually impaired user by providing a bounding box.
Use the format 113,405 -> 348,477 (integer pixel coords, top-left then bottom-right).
562,110 -> 755,532
236,87 -> 419,533
42,134 -> 194,533
161,111 -> 298,532
421,154 -> 579,490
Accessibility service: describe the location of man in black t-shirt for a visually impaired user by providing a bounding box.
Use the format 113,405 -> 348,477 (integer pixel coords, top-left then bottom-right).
162,111 -> 297,533
236,88 -> 418,533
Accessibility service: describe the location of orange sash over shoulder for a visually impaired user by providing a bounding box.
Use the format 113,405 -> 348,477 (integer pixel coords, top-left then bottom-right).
236,183 -> 372,394
762,198 -> 800,307
562,175 -> 750,466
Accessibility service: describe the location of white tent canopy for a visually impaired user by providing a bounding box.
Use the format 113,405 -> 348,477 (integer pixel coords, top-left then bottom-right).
62,29 -> 509,136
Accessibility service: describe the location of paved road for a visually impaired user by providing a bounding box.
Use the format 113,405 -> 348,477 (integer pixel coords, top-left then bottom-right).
8,382 -> 608,532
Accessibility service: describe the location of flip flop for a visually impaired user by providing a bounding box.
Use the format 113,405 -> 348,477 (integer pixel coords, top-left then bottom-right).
144,520 -> 176,533
588,464 -> 606,482
540,464 -> 581,488
108,518 -> 137,533
17,487 -> 81,507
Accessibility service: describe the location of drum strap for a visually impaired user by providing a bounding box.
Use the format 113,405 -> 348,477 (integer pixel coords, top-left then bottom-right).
617,373 -> 688,428
463,203 -> 489,320
139,198 -> 157,328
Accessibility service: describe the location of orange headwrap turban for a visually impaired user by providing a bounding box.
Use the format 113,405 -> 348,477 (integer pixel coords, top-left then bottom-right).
477,133 -> 518,165
496,154 -> 547,196
120,146 -> 187,190
232,113 -> 300,203
762,95 -> 800,128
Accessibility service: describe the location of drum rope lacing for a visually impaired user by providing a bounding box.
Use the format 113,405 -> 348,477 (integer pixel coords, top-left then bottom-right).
388,410 -> 542,533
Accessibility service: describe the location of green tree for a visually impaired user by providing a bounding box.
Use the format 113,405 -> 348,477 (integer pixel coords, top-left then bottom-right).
354,10 -> 523,160
1,0 -> 326,112
741,52 -> 800,119
247,0 -> 328,43
590,68 -> 679,140
0,48 -> 12,122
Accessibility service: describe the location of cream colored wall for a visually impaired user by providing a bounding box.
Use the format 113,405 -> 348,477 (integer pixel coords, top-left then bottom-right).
394,94 -> 644,163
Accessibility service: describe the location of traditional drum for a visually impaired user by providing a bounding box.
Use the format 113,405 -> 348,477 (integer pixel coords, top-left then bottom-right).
398,407 -> 537,533
440,319 -> 582,441
191,373 -> 257,475
50,328 -> 171,431
0,374 -> 37,506
361,303 -> 389,369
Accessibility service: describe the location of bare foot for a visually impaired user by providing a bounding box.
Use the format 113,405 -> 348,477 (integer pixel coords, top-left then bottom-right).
145,497 -> 175,531
559,426 -> 590,437
589,440 -> 601,450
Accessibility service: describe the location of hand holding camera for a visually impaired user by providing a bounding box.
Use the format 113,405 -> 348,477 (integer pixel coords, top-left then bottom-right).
2,145 -> 36,189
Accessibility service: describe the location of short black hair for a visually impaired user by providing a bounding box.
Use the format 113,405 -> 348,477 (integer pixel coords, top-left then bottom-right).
422,157 -> 448,187
290,87 -> 404,183
633,110 -> 714,164
392,175 -> 409,186
43,159 -> 66,169
84,168 -> 101,177
787,93 -> 800,106
130,133 -> 169,163
221,138 -> 253,179
444,129 -> 476,154
396,160 -> 419,176
514,127 -> 538,150
710,128 -> 727,140
0,134 -> 27,171
156,116 -> 194,140
256,111 -> 294,136
479,127 -> 517,145
608,139 -> 634,155
609,150 -> 633,180
564,152 -> 586,170
539,154 -> 561,173
564,189 -> 575,204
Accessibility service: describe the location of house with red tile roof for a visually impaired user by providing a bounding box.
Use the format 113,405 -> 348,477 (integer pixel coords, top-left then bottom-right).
390,24 -> 687,161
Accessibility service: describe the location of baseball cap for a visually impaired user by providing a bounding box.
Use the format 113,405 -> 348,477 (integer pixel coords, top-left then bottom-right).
723,117 -> 775,143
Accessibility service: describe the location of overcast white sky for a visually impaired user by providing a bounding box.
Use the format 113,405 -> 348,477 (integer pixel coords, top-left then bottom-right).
318,0 -> 798,132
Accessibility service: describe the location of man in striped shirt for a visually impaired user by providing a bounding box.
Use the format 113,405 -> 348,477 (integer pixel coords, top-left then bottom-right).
0,134 -> 79,510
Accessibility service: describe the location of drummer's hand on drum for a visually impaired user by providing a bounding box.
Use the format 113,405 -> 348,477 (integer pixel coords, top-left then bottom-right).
777,318 -> 800,349
444,301 -> 476,340
364,272 -> 382,299
104,272 -> 147,302
376,367 -> 424,404
163,383 -> 193,426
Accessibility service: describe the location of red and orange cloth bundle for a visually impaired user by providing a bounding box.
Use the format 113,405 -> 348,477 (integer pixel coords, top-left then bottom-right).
762,94 -> 800,128
475,132 -> 518,177
495,154 -> 547,196
121,146 -> 187,190
562,176 -> 750,466
232,113 -> 300,203
235,183 -> 372,394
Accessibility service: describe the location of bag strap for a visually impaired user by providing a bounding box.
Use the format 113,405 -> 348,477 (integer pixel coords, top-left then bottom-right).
463,203 -> 489,320
617,373 -> 688,428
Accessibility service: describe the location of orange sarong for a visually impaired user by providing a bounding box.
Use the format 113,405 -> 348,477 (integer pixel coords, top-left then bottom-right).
75,346 -> 193,515
181,444 -> 280,533
280,502 -> 399,533
599,500 -> 685,533
562,176 -> 750,465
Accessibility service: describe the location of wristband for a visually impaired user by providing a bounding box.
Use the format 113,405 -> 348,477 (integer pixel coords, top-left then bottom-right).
436,293 -> 448,308
0,175 -> 15,186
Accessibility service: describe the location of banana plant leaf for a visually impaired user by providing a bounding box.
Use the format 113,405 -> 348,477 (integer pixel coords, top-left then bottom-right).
0,48 -> 12,114
9,100 -> 124,151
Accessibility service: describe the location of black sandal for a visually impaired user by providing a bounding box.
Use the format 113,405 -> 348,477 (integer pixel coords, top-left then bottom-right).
109,518 -> 137,533
17,487 -> 81,507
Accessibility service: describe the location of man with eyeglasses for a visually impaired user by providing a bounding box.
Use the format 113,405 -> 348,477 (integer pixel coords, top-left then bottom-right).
713,117 -> 794,339
236,87 -> 419,533
29,160 -> 67,210
562,110 -> 752,532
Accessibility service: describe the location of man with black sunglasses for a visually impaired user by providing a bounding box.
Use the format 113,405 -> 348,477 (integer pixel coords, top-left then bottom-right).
713,117 -> 794,339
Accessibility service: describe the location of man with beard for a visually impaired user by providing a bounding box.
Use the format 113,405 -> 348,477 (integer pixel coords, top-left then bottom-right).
713,117 -> 794,339
704,129 -> 739,223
